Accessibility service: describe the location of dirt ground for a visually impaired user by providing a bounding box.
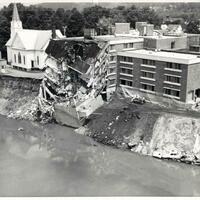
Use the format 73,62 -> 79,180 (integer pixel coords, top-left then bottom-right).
86,94 -> 200,151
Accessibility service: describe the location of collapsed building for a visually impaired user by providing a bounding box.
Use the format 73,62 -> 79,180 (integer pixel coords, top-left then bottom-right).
38,38 -> 110,126
37,23 -> 144,126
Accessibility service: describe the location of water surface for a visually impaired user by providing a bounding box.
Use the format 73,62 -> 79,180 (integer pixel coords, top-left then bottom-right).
0,115 -> 200,196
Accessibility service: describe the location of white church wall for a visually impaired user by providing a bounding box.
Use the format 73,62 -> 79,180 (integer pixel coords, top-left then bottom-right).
7,47 -> 12,63
34,51 -> 48,69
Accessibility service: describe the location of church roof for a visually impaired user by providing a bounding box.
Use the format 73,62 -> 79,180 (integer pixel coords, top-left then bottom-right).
6,29 -> 64,50
12,3 -> 20,21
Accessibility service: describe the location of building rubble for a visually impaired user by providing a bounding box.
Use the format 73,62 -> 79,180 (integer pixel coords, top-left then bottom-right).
37,38 -> 110,125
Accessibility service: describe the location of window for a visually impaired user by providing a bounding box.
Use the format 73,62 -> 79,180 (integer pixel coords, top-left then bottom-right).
143,59 -> 148,65
129,43 -> 133,48
165,75 -> 180,83
128,57 -> 133,63
109,68 -> 115,74
171,41 -> 175,49
120,79 -> 133,87
174,63 -> 181,69
166,62 -> 181,70
142,59 -> 155,66
37,56 -> 39,65
141,71 -> 155,79
110,56 -> 115,61
167,62 -> 173,68
110,45 -> 114,50
18,53 -> 21,64
121,56 -> 133,63
120,68 -> 133,74
123,43 -> 128,49
164,88 -> 180,97
23,56 -> 26,65
14,54 -> 16,63
141,83 -> 155,91
149,60 -> 155,66
109,79 -> 115,85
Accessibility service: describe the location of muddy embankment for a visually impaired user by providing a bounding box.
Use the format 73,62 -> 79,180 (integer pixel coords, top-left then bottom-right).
1,75 -> 200,165
0,75 -> 41,120
79,96 -> 200,165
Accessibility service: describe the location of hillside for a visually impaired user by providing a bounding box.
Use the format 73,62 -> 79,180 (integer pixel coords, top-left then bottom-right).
80,95 -> 200,165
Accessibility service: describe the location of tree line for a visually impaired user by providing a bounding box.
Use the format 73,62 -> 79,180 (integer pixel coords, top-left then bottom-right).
0,3 -> 199,58
0,3 -> 162,58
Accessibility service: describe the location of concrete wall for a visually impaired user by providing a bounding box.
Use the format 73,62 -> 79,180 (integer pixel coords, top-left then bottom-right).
187,35 -> 200,48
186,62 -> 200,101
9,48 -> 47,70
115,23 -> 130,34
144,36 -> 187,50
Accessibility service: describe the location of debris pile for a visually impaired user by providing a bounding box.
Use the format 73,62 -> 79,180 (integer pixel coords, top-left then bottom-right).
37,38 -> 110,125
85,94 -> 200,166
0,76 -> 41,121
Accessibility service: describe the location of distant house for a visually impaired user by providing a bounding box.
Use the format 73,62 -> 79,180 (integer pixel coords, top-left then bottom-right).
6,3 -> 64,71
162,24 -> 184,36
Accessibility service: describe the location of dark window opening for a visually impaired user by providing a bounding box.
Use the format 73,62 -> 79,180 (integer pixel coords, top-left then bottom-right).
18,53 -> 21,64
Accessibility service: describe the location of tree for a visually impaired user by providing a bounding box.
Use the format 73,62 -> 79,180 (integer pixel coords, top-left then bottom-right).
186,20 -> 200,34
0,15 -> 10,58
83,6 -> 110,30
109,6 -> 126,24
66,8 -> 85,37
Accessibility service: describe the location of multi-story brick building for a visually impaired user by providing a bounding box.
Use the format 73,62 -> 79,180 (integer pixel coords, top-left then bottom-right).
117,49 -> 200,103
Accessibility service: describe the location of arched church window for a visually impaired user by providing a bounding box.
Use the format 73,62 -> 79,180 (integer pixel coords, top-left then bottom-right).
14,54 -> 16,63
18,52 -> 21,64
37,56 -> 39,65
23,56 -> 26,65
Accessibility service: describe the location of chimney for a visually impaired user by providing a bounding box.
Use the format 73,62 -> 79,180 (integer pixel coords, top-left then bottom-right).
52,26 -> 56,39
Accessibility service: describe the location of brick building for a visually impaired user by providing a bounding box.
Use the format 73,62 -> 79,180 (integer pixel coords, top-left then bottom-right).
117,49 -> 200,103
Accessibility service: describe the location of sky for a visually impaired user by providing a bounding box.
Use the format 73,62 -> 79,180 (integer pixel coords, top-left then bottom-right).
1,0 -> 200,8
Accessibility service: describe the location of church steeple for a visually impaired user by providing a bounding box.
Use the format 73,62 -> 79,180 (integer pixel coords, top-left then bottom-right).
12,3 -> 20,21
10,3 -> 23,38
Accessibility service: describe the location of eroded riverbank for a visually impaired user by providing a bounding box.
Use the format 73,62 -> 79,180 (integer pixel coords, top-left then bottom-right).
1,115 -> 200,196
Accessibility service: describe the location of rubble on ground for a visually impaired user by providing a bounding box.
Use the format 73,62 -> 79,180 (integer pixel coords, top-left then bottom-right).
84,94 -> 200,166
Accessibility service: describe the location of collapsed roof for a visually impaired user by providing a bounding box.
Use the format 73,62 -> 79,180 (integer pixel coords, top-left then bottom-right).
45,39 -> 104,74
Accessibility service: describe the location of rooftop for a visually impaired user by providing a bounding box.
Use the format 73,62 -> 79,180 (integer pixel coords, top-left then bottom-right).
144,35 -> 187,40
66,34 -> 143,44
118,49 -> 200,65
6,29 -> 64,50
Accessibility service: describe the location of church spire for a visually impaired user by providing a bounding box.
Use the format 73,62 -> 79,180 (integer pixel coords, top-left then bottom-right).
10,3 -> 23,38
12,3 -> 20,21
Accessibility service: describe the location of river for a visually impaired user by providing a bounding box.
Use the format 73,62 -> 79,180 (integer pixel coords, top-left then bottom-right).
0,115 -> 200,196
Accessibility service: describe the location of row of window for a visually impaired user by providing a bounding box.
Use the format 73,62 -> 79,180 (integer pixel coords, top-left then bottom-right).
120,56 -> 133,63
119,56 -> 182,70
140,73 -> 181,84
165,75 -> 180,83
13,53 -> 40,66
166,62 -> 181,70
142,59 -> 155,66
120,68 -> 133,74
120,79 -> 133,87
120,79 -> 180,97
119,68 -> 181,84
14,53 -> 26,65
141,83 -> 155,92
141,71 -> 155,79
164,88 -> 180,97
110,43 -> 134,51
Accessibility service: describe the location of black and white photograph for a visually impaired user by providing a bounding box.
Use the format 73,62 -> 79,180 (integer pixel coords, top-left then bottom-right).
0,0 -> 200,197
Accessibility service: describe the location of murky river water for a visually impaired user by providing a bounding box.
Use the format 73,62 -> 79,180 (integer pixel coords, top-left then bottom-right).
0,115 -> 200,196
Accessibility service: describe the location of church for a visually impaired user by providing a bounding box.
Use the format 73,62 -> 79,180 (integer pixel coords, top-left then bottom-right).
6,3 -> 65,71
